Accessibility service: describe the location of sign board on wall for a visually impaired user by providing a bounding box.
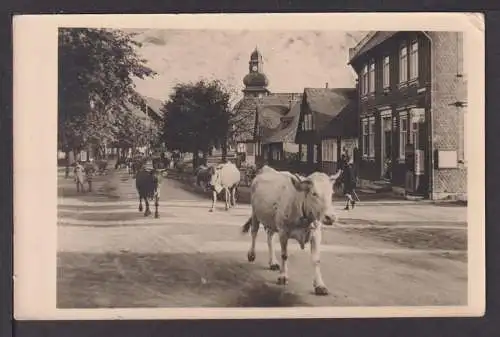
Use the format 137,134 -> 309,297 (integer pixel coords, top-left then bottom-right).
410,108 -> 426,124
414,149 -> 425,175
437,150 -> 458,169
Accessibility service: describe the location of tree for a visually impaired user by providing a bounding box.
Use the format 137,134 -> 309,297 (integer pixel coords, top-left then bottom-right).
162,80 -> 231,169
58,28 -> 157,162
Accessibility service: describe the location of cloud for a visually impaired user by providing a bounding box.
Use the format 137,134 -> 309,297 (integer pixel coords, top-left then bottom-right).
131,29 -> 367,101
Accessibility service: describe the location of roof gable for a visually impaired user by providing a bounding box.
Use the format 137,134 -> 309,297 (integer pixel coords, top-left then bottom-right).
348,31 -> 398,65
302,87 -> 356,133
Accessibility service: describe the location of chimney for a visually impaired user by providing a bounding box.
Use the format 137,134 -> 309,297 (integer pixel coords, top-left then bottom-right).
325,82 -> 329,88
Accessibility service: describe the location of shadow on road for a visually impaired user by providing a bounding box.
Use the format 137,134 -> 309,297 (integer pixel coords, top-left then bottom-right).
57,251 -> 305,308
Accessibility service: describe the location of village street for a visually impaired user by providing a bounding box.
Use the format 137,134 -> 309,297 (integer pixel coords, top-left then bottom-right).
57,168 -> 468,308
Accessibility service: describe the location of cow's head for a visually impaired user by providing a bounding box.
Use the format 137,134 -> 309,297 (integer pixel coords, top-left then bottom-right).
152,168 -> 167,178
208,165 -> 223,192
290,170 -> 342,226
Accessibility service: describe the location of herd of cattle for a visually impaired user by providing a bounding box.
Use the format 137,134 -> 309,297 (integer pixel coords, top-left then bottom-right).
69,157 -> 345,296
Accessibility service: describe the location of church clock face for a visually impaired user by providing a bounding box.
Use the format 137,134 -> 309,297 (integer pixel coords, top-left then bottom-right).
252,65 -> 258,71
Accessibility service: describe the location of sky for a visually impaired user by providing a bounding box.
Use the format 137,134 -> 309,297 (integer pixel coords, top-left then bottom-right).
126,29 -> 367,104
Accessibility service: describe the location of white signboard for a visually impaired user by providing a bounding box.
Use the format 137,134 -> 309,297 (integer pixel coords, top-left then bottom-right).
438,150 -> 458,169
410,108 -> 426,124
415,149 -> 424,175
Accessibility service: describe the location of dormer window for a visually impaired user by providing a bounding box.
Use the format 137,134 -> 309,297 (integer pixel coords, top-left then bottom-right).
302,113 -> 313,131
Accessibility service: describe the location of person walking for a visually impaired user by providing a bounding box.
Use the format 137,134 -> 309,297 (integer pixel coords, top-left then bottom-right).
335,158 -> 357,210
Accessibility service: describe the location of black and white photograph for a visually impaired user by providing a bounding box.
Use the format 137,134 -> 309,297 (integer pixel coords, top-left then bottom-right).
13,13 -> 484,319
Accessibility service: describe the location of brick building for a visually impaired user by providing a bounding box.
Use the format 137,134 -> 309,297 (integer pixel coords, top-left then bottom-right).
348,31 -> 467,200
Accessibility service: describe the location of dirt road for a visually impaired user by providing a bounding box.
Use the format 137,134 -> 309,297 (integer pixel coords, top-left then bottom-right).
57,169 -> 467,308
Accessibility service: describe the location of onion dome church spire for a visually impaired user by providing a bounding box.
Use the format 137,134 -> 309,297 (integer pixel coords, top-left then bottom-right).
242,46 -> 270,97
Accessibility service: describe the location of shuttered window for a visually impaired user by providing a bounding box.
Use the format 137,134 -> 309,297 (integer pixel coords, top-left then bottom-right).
383,56 -> 390,88
399,45 -> 408,83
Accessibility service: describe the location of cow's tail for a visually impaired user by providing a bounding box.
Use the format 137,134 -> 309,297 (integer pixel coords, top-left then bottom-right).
242,216 -> 252,233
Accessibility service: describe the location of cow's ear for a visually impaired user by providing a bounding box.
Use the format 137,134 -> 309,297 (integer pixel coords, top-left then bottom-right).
291,177 -> 311,191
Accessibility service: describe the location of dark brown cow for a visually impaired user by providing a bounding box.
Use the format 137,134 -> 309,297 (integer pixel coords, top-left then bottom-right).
135,167 -> 166,218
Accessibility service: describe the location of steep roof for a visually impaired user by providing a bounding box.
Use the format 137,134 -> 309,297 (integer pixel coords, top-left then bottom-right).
319,98 -> 358,138
232,96 -> 260,142
302,87 -> 356,134
348,31 -> 398,65
257,93 -> 302,143
232,92 -> 302,143
262,101 -> 302,144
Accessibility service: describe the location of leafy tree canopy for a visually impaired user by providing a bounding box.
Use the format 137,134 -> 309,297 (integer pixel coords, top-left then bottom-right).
162,80 -> 231,154
58,28 -> 157,152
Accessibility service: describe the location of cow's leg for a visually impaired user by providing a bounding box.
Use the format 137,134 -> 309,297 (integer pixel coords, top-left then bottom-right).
277,232 -> 289,285
267,229 -> 280,271
209,190 -> 217,212
247,214 -> 260,262
310,225 -> 328,295
87,179 -> 92,192
231,186 -> 237,207
154,192 -> 160,218
224,188 -> 230,211
144,198 -> 151,217
138,196 -> 143,212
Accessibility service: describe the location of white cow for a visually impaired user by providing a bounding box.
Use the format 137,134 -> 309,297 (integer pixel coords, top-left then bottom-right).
208,162 -> 241,212
242,165 -> 341,296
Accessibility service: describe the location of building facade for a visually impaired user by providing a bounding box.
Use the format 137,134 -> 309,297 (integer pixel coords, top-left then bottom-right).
295,86 -> 359,175
233,48 -> 301,167
348,31 -> 467,200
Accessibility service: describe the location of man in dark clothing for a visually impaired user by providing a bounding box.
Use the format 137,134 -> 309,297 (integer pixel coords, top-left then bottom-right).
335,159 -> 357,210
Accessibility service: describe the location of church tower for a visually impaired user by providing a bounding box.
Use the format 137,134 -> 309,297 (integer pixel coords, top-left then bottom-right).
242,47 -> 270,98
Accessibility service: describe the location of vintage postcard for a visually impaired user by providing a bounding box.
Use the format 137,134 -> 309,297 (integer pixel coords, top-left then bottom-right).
13,13 -> 485,320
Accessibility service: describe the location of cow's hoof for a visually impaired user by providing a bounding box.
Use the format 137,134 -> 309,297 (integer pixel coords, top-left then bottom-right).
209,209 -> 214,213
144,210 -> 151,217
139,206 -> 143,212
247,251 -> 256,262
277,276 -> 288,285
314,285 -> 329,296
269,264 -> 280,271
154,213 -> 159,219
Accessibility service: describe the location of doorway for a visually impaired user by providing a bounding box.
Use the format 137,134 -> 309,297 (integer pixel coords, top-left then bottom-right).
380,115 -> 392,180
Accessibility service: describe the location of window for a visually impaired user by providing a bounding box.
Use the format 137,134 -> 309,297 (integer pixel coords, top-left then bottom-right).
321,139 -> 337,162
362,120 -> 369,156
361,65 -> 368,96
399,114 -> 408,159
383,56 -> 390,88
300,144 -> 308,162
302,113 -> 313,131
369,60 -> 375,93
409,41 -> 419,80
399,45 -> 408,83
369,119 -> 375,158
313,144 -> 318,163
272,147 -> 281,161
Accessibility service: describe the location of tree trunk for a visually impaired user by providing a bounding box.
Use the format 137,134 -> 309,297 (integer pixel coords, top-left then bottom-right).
192,149 -> 200,173
221,138 -> 228,162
